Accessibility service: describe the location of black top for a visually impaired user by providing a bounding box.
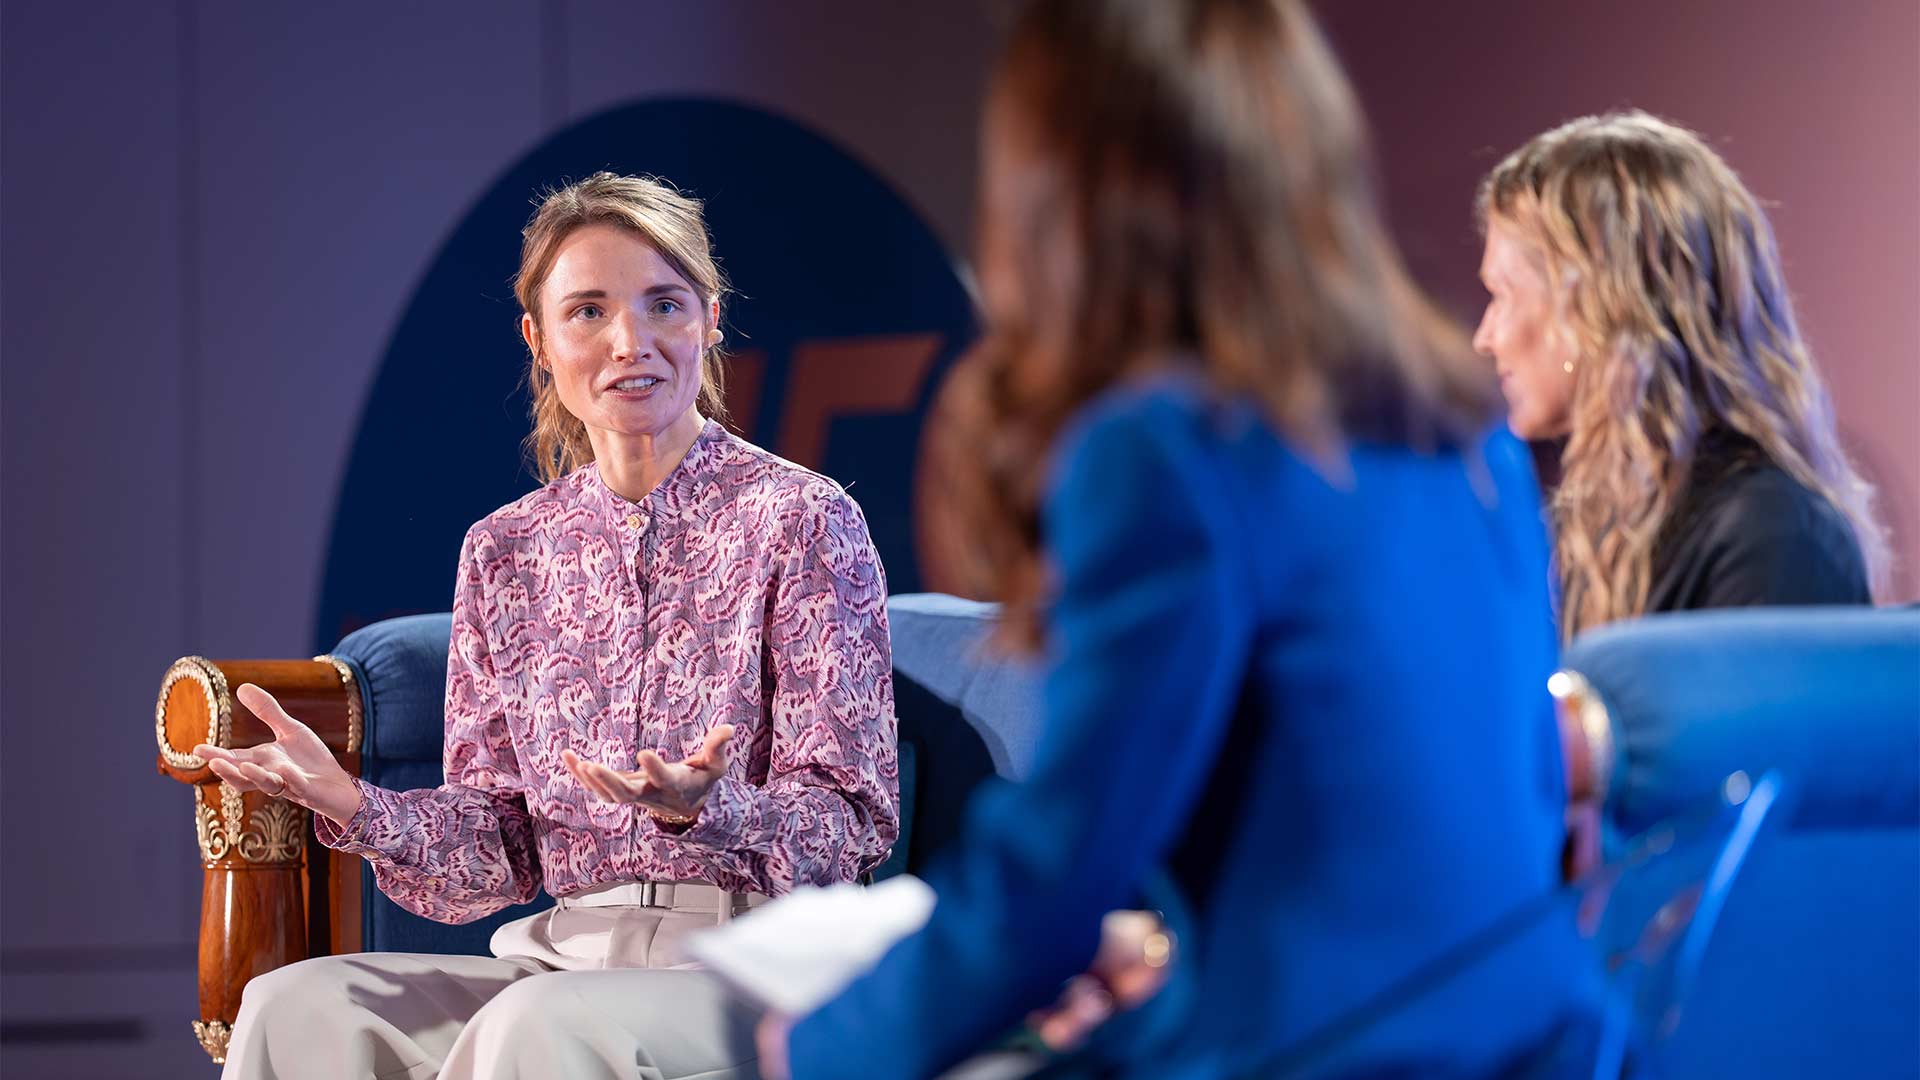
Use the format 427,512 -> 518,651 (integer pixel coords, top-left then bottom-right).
1647,428 -> 1871,612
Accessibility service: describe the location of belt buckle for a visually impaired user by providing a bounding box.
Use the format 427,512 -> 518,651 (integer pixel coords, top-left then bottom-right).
636,881 -> 661,908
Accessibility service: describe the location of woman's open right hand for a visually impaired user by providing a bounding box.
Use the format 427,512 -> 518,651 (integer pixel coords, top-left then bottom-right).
192,683 -> 362,828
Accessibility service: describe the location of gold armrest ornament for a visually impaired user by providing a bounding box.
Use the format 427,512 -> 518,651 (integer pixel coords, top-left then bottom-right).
156,656 -> 231,770
312,653 -> 364,755
1548,669 -> 1615,803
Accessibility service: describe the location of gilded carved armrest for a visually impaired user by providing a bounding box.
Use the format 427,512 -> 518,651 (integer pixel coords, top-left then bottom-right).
154,655 -> 366,1064
1550,669 -> 1615,883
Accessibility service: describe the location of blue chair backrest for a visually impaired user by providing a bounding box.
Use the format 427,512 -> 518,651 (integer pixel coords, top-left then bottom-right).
880,593 -> 1041,879
1566,606 -> 1918,833
332,613 -> 552,955
1562,606 -> 1920,1079
328,593 -> 1043,953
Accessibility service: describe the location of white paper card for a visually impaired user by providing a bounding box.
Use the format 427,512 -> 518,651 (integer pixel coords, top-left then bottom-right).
686,875 -> 938,1015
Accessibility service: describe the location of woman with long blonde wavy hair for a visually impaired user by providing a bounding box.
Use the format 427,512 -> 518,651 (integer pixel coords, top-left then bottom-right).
1474,110 -> 1886,641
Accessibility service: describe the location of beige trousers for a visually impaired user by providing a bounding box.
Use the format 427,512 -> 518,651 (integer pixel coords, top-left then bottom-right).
221,883 -> 766,1080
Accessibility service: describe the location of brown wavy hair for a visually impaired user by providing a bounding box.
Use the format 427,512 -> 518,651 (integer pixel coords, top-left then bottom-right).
928,0 -> 1499,651
1478,111 -> 1889,640
513,172 -> 728,484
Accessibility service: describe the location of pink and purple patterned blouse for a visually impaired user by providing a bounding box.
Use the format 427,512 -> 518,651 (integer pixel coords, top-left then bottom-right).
316,420 -> 900,924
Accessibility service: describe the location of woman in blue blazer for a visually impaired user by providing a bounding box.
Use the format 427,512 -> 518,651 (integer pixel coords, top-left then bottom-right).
768,1 -> 1595,1076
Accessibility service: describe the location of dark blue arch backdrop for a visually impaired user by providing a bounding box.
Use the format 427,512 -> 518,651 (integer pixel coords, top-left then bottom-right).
317,98 -> 977,649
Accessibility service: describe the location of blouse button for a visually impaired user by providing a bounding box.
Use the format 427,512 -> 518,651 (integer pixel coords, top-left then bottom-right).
626,514 -> 645,529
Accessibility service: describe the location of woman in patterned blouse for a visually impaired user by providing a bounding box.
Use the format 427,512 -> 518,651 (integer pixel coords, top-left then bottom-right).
195,172 -> 900,1080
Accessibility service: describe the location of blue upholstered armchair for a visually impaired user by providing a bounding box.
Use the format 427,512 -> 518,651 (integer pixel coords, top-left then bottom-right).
155,592 -> 1041,1063
324,593 -> 1042,957
1556,605 -> 1920,1077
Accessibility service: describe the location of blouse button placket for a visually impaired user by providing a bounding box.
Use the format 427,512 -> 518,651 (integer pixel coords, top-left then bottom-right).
615,505 -> 651,765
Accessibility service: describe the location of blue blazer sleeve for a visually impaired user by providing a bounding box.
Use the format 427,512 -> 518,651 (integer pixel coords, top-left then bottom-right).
788,394 -> 1260,1080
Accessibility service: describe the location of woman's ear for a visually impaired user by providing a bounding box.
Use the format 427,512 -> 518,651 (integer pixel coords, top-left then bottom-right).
706,299 -> 723,349
520,312 -> 545,369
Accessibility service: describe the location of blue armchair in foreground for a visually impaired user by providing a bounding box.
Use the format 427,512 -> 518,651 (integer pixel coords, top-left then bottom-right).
153,592 -> 1042,1064
1554,605 -> 1920,1078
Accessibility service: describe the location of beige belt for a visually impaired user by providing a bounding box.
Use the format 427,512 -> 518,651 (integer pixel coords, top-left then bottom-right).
557,880 -> 770,921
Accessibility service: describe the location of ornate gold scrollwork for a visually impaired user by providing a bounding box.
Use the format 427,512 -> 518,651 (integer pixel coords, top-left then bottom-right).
237,799 -> 306,863
313,653 -> 364,754
193,1018 -> 233,1063
193,783 -> 307,865
193,785 -> 229,861
156,656 -> 232,770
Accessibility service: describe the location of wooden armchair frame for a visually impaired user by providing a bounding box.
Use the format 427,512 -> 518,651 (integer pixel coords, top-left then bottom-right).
153,655 -> 366,1064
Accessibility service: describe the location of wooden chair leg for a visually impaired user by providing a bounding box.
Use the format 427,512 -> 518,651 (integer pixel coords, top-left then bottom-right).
190,781 -> 309,1064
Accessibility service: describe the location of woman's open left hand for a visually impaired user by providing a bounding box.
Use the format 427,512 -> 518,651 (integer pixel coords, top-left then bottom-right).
562,724 -> 736,823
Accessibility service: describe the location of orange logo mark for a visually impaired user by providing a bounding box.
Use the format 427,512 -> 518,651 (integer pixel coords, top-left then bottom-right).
720,334 -> 943,471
